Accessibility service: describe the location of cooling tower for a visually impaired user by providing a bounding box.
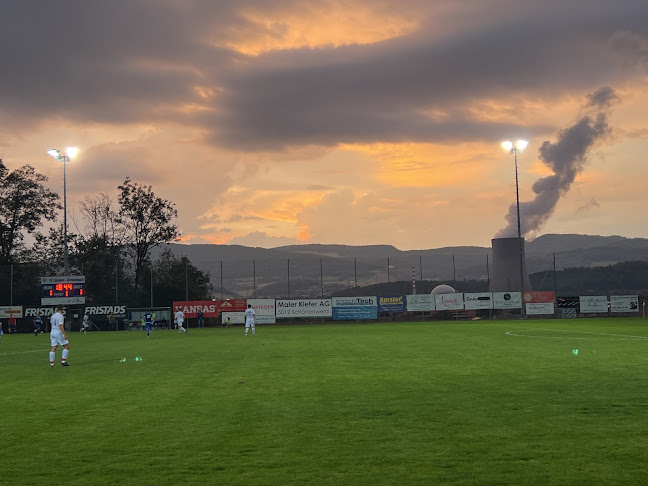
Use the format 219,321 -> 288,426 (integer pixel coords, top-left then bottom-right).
489,237 -> 532,292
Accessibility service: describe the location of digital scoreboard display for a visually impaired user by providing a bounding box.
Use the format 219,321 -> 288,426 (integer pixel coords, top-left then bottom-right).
41,283 -> 84,298
40,276 -> 86,305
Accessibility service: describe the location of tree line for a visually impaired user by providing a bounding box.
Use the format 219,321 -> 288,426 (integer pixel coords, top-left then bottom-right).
0,159 -> 212,307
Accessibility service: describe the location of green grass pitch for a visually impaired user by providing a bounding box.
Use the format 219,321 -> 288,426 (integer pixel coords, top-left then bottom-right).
2,318 -> 648,485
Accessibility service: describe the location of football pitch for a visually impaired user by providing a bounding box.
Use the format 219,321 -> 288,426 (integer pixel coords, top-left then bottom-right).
2,318 -> 648,486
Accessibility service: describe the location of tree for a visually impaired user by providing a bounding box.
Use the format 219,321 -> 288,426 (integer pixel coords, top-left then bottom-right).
152,249 -> 212,305
29,226 -> 68,275
0,160 -> 61,264
72,193 -> 133,304
79,193 -> 126,245
73,235 -> 136,306
117,178 -> 179,294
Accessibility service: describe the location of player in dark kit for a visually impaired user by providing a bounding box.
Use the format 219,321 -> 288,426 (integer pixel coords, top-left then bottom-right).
34,315 -> 43,336
143,311 -> 155,338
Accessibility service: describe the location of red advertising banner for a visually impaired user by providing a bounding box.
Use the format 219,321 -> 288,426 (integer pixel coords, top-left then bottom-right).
522,291 -> 555,303
172,301 -> 220,318
217,299 -> 248,312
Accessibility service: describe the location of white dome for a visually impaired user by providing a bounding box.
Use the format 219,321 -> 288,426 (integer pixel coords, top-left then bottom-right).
431,284 -> 456,295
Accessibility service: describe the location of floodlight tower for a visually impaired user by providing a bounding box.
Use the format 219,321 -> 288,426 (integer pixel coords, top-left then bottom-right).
501,139 -> 528,317
47,147 -> 78,277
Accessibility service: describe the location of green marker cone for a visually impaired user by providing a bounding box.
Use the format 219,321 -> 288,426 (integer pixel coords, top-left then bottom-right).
120,358 -> 126,362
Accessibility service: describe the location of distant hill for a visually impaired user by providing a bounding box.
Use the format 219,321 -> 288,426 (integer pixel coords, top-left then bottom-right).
153,234 -> 648,298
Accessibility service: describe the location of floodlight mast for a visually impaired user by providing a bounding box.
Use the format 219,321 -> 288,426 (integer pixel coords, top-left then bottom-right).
502,140 -> 528,317
47,147 -> 78,277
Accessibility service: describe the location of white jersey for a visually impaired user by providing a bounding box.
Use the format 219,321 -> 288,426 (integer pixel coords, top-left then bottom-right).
175,311 -> 184,324
82,315 -> 89,327
245,308 -> 256,324
51,312 -> 65,334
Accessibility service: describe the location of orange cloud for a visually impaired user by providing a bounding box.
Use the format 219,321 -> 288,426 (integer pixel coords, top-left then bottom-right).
343,142 -> 502,188
224,3 -> 419,55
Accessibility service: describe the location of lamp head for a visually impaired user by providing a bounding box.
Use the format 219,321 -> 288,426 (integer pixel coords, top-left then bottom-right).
47,149 -> 61,158
66,147 -> 78,158
502,140 -> 528,153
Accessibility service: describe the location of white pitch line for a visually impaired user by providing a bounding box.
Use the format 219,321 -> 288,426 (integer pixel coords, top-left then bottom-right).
491,323 -> 648,340
0,348 -> 50,356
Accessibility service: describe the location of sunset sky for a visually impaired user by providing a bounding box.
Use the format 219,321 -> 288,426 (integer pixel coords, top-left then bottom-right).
1,1 -> 647,250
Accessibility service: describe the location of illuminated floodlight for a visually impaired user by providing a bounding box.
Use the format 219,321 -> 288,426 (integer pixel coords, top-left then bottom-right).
46,145 -> 79,278
500,138 -> 530,317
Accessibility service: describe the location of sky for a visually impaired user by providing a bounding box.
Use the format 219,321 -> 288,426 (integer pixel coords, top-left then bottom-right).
1,0 -> 647,250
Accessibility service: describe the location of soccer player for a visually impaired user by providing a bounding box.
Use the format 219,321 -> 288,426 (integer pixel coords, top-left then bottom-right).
244,304 -> 256,337
49,305 -> 70,367
34,315 -> 43,336
143,310 -> 155,338
81,313 -> 89,334
175,309 -> 187,334
8,315 -> 17,334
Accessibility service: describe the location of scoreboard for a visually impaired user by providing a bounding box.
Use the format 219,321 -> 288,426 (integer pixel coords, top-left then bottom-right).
40,276 -> 86,305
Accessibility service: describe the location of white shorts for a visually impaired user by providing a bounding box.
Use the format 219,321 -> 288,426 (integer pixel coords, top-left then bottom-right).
50,331 -> 68,347
245,321 -> 255,328
177,320 -> 184,327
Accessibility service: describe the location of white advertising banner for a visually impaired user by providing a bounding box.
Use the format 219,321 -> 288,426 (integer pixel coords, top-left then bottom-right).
579,296 -> 608,313
221,312 -> 245,324
610,295 -> 639,313
435,293 -> 464,311
332,296 -> 377,307
40,275 -> 86,284
464,293 -> 493,310
0,306 -> 22,318
332,297 -> 377,320
247,299 -> 276,324
526,303 -> 555,315
276,299 -> 332,318
493,292 -> 521,309
406,294 -> 435,311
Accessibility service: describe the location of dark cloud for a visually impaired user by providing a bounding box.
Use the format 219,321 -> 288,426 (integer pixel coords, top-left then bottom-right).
0,0 -> 241,124
576,198 -> 600,215
207,2 -> 647,149
609,30 -> 648,68
1,0 -> 647,150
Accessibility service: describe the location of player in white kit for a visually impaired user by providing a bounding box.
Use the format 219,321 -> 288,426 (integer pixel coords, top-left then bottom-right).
50,305 -> 70,367
244,304 -> 256,337
175,309 -> 187,334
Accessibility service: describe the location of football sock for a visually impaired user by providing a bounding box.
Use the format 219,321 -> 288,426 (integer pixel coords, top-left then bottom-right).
62,349 -> 69,362
49,351 -> 55,365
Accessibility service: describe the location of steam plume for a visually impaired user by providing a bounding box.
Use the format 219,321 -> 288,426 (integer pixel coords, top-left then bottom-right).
495,87 -> 619,238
